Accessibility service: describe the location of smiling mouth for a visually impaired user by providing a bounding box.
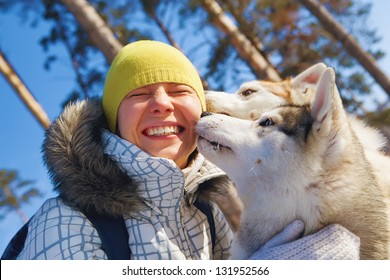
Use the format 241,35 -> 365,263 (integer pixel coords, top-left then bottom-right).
144,126 -> 184,136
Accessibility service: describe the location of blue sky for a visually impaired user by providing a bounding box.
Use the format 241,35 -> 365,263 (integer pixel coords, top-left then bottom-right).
0,1 -> 389,254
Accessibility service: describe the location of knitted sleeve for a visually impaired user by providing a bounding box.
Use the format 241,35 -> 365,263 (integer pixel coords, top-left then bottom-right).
249,222 -> 360,260
17,197 -> 107,260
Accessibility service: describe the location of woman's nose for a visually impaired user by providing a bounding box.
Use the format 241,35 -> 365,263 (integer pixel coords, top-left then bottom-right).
149,88 -> 174,114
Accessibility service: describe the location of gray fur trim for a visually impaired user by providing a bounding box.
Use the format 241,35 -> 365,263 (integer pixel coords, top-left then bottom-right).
42,98 -> 144,216
197,176 -> 233,203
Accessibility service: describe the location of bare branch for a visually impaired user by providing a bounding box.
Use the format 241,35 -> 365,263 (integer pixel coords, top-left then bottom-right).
198,0 -> 281,81
299,0 -> 390,97
59,0 -> 123,63
0,52 -> 51,129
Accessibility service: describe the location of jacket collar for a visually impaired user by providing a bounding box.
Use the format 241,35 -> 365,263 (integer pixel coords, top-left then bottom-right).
103,131 -> 185,217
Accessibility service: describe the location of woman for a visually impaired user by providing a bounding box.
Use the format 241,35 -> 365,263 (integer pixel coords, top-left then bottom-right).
13,40 -> 358,260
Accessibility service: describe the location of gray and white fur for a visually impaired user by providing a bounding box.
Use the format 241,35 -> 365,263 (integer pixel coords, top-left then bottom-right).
196,67 -> 390,259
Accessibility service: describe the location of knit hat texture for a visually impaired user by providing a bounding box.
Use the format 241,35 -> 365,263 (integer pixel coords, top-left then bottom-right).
102,40 -> 205,132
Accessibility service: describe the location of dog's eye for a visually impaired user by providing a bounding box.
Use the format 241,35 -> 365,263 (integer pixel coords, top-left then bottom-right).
241,89 -> 254,97
259,117 -> 274,127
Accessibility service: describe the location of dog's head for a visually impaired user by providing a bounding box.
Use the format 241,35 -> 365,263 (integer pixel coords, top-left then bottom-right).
205,63 -> 327,120
196,109 -> 315,194
197,67 -> 346,195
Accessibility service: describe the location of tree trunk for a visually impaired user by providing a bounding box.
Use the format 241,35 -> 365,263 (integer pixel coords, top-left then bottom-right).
59,0 -> 123,63
299,0 -> 390,97
198,0 -> 281,81
222,0 -> 272,65
0,52 -> 51,129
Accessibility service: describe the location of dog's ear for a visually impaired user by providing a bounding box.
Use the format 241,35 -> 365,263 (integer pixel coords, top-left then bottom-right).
311,68 -> 333,125
291,63 -> 327,87
310,68 -> 350,163
310,67 -> 344,135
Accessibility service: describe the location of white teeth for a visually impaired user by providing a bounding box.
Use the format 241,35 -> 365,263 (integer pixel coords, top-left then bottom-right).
147,126 -> 179,136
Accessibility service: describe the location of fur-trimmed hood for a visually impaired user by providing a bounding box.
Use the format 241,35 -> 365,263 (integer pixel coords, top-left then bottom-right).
42,98 -> 230,217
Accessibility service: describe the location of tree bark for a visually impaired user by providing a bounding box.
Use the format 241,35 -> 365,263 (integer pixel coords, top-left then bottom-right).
299,0 -> 390,97
198,0 -> 281,81
59,0 -> 123,63
0,52 -> 51,129
222,0 -> 272,65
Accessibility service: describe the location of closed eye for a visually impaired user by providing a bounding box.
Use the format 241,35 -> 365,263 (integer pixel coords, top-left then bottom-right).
259,117 -> 275,127
168,90 -> 192,96
125,92 -> 150,99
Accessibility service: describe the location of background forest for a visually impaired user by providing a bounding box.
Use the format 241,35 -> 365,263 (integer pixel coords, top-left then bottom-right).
1,0 -> 389,253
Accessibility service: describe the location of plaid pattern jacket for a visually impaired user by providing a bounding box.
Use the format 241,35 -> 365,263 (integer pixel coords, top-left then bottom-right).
17,98 -> 233,260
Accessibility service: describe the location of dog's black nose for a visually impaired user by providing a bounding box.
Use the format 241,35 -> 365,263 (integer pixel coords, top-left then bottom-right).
201,112 -> 213,118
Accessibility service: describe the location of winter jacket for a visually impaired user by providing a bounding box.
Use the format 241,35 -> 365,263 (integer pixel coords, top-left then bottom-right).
16,98 -> 234,260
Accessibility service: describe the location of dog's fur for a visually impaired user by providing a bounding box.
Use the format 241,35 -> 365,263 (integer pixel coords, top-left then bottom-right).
206,63 -> 327,121
196,67 -> 390,259
206,63 -> 390,217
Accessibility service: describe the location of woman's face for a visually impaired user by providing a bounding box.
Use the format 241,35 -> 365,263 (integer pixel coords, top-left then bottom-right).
117,83 -> 202,169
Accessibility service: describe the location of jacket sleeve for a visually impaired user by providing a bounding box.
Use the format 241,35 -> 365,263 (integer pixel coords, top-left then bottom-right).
210,202 -> 234,260
17,197 -> 107,260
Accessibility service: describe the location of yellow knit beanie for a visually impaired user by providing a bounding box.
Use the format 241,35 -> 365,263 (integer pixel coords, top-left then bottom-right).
102,40 -> 206,132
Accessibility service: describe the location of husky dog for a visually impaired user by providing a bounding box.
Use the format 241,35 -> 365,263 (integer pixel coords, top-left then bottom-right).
206,63 -> 390,206
196,67 -> 390,259
205,63 -> 327,121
